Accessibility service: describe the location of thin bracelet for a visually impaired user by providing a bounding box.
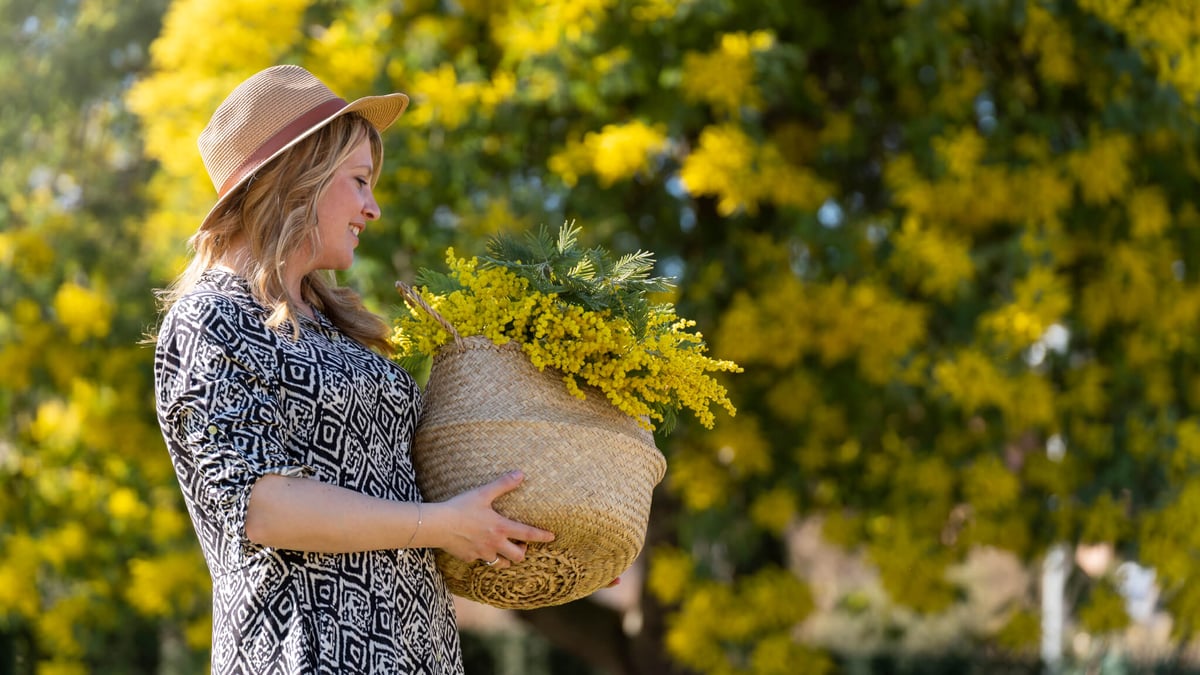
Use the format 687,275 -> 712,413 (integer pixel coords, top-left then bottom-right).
404,503 -> 422,549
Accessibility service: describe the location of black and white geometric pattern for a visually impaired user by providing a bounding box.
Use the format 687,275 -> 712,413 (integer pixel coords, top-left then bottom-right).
155,269 -> 462,674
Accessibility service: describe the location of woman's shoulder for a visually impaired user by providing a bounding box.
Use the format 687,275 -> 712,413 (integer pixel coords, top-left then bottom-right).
161,270 -> 268,338
156,271 -> 283,379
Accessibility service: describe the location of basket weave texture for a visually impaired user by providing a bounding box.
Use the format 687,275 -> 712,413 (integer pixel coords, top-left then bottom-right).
402,285 -> 667,609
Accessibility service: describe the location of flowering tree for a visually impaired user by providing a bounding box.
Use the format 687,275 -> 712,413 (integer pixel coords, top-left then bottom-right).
0,1 -> 214,672
10,0 -> 1200,672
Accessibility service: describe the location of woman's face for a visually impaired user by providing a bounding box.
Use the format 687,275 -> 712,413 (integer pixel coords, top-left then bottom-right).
304,137 -> 379,273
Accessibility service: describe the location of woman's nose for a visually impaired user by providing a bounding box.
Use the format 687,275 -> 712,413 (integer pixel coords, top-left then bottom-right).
364,193 -> 381,220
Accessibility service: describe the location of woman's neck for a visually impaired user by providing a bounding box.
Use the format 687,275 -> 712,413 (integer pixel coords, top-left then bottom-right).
215,240 -> 313,319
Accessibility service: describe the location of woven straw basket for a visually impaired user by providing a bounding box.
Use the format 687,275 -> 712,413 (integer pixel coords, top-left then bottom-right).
397,282 -> 667,609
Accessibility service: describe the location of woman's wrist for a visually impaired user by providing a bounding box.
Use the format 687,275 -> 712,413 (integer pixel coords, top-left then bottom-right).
407,500 -> 446,550
402,502 -> 422,548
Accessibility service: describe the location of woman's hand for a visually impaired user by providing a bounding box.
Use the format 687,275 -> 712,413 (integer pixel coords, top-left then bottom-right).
426,470 -> 555,569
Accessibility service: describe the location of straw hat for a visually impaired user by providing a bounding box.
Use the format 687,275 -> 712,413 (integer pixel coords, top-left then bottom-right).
197,64 -> 409,229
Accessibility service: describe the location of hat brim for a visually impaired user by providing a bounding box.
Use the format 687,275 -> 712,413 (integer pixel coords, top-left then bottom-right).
198,91 -> 409,231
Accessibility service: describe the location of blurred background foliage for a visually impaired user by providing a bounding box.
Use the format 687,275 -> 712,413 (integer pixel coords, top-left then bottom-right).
8,0 -> 1200,673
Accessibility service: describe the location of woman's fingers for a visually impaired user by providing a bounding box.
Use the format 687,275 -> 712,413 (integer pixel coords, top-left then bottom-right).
509,520 -> 555,544
505,540 -> 528,563
477,471 -> 556,544
480,541 -> 530,570
480,553 -> 507,569
480,470 -> 525,503
491,541 -> 528,565
437,471 -> 556,563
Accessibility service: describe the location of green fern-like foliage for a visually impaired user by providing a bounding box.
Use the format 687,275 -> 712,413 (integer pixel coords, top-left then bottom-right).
412,268 -> 465,296
481,221 -> 675,341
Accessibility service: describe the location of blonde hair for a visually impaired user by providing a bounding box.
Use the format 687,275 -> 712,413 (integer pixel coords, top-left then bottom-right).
156,113 -> 393,354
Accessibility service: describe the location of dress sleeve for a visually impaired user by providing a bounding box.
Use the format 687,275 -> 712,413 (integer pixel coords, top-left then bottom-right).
155,292 -> 314,545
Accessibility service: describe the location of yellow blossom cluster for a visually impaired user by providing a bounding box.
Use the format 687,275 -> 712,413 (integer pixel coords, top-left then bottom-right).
630,0 -> 694,23
53,281 -> 114,344
979,266 -> 1072,351
749,487 -> 798,535
659,413 -> 775,521
491,0 -> 616,61
646,546 -> 694,605
655,568 -> 831,675
125,0 -> 312,275
891,125 -> 1151,238
932,347 -> 1057,431
1065,131 -> 1133,206
0,534 -> 40,618
391,251 -> 741,431
127,0 -> 307,176
0,227 -> 55,279
1079,580 -> 1133,634
1081,0 -> 1200,102
548,120 -> 669,187
680,123 -> 832,216
933,127 -> 986,177
716,274 -> 927,386
1140,478 -> 1200,622
589,46 -> 631,77
1128,186 -> 1171,239
1079,240 -> 1198,336
126,550 -> 211,618
885,151 -> 1075,233
0,470 -> 209,659
405,64 -> 517,130
666,443 -> 734,511
705,415 -> 772,478
866,518 -> 963,612
1021,3 -> 1079,86
0,268 -> 209,663
962,455 -> 1021,514
681,31 -> 775,117
888,215 -> 975,300
146,0 -> 307,74
931,64 -> 986,118
305,8 -> 393,94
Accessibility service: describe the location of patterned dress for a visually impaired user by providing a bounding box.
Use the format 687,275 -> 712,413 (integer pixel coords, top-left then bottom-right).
154,269 -> 463,674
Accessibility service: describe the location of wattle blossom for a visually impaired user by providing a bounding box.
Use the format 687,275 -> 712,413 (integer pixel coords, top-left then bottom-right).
391,231 -> 741,432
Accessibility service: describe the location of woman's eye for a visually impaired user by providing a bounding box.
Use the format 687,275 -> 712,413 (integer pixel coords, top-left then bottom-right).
355,177 -> 368,187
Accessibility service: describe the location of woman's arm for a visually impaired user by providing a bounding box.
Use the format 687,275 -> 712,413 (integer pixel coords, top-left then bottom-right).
245,469 -> 553,568
159,294 -> 550,569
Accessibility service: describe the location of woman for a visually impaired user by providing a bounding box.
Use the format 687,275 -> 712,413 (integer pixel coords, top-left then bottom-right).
153,65 -> 553,674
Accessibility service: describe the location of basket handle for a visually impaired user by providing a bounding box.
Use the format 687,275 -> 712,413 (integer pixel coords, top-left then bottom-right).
395,281 -> 465,349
